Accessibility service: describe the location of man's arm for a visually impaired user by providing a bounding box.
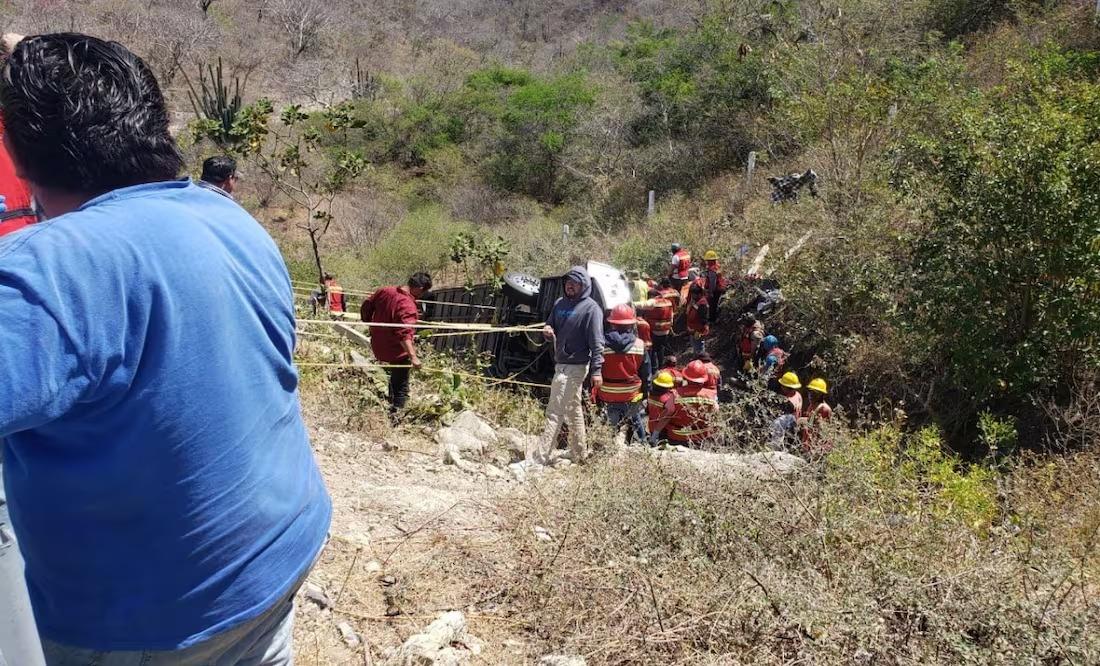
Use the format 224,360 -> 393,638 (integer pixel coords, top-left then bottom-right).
396,299 -> 421,369
586,305 -> 604,386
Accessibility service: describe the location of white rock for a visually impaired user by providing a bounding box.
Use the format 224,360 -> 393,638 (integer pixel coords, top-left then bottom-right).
532,526 -> 553,542
508,460 -> 546,483
436,427 -> 487,470
382,611 -> 482,666
337,621 -> 361,648
498,427 -> 536,462
449,410 -> 498,445
301,582 -> 331,610
540,656 -> 587,666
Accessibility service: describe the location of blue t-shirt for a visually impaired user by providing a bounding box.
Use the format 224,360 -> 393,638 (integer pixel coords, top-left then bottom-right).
0,180 -> 331,650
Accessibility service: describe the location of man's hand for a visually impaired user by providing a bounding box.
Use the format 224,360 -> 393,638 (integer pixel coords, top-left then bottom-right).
409,356 -> 422,370
542,325 -> 555,340
590,373 -> 603,391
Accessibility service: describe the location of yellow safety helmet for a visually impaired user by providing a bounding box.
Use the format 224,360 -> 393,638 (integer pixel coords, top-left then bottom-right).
703,249 -> 719,261
778,372 -> 802,390
653,371 -> 676,389
807,377 -> 828,394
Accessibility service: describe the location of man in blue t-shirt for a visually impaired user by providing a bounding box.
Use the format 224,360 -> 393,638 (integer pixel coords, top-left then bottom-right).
0,34 -> 331,664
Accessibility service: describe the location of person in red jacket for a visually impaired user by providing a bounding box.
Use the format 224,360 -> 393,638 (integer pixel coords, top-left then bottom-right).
0,34 -> 36,238
636,287 -> 674,367
650,360 -> 719,446
597,304 -> 651,445
658,355 -> 684,387
323,273 -> 346,314
685,282 -> 710,354
697,352 -> 722,391
647,370 -> 678,444
668,243 -> 692,290
697,250 -> 726,323
360,272 -> 432,417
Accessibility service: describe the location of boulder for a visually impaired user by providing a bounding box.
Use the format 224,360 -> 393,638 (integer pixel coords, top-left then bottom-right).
437,411 -> 502,470
498,427 -> 535,463
450,411 -> 498,445
382,611 -> 483,666
436,427 -> 485,470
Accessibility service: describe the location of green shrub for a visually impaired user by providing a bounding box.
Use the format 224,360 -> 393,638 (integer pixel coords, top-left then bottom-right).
366,206 -> 473,283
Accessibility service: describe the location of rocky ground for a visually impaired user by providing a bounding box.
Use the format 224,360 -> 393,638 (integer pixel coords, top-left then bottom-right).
292,411 -> 804,665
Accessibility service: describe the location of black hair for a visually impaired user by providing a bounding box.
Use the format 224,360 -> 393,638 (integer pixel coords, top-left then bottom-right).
698,352 -> 712,363
1,33 -> 183,193
201,155 -> 237,184
662,355 -> 678,367
408,272 -> 433,291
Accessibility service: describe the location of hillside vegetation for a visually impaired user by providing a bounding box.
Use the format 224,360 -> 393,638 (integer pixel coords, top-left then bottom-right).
5,1 -> 1099,661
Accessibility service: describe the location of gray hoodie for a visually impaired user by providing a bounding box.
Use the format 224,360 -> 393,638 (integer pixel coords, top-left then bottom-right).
546,266 -> 605,374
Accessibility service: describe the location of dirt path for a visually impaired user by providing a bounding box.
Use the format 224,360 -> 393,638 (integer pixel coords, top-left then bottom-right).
292,423 -> 538,665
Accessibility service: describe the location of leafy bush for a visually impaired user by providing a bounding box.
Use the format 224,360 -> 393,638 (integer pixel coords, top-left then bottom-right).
898,46 -> 1100,423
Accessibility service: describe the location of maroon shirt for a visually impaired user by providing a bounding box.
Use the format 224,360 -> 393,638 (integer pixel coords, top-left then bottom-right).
360,286 -> 418,363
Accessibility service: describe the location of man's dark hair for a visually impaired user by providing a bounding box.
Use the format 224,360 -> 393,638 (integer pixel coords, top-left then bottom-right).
1,33 -> 183,193
662,355 -> 678,368
201,156 -> 237,185
408,272 -> 433,292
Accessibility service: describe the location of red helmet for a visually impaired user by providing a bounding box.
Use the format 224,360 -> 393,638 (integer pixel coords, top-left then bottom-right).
607,303 -> 637,325
683,360 -> 709,384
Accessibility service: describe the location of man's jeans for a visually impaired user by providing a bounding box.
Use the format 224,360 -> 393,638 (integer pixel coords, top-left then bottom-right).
605,400 -> 647,444
386,366 -> 411,414
533,363 -> 589,463
41,576 -> 303,666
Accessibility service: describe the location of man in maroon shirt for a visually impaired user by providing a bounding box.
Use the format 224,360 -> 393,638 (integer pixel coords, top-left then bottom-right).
361,272 -> 432,417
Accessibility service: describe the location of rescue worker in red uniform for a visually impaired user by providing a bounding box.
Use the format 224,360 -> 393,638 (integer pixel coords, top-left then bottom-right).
697,250 -> 726,323
685,282 -> 710,354
647,370 -> 678,445
800,377 -> 834,455
737,313 -> 765,373
698,352 -> 722,391
668,243 -> 692,291
650,360 -> 719,446
760,335 -> 788,378
658,355 -> 684,387
636,287 -> 673,367
657,279 -> 681,310
597,304 -> 651,445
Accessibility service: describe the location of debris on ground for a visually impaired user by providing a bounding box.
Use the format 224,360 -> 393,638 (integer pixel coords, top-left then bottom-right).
336,621 -> 361,648
539,656 -> 587,666
437,410 -> 499,470
381,611 -> 483,665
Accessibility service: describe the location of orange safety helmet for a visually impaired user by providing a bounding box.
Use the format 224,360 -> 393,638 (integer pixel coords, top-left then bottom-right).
683,360 -> 709,385
607,303 -> 637,325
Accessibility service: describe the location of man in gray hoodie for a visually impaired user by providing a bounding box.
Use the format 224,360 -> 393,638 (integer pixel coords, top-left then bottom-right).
534,266 -> 605,464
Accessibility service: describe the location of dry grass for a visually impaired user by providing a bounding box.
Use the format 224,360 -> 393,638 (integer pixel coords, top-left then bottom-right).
495,435 -> 1100,664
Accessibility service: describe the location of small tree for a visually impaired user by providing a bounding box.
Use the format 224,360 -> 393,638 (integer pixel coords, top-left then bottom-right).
271,0 -> 328,56
193,98 -> 367,287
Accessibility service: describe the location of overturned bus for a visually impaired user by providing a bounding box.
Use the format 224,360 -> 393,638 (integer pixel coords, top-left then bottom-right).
421,261 -> 631,383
